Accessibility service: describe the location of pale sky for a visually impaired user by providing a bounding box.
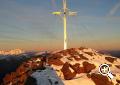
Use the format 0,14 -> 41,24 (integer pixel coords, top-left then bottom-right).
0,0 -> 120,51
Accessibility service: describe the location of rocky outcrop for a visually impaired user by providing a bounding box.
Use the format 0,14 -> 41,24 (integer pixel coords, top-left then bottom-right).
61,61 -> 96,80
79,54 -> 89,60
70,63 -> 85,74
88,73 -> 114,85
105,57 -> 117,63
84,52 -> 94,56
116,79 -> 120,84
48,59 -> 64,66
79,47 -> 87,50
82,61 -> 96,73
115,65 -> 120,69
48,54 -> 64,66
72,55 -> 81,61
61,62 -> 76,80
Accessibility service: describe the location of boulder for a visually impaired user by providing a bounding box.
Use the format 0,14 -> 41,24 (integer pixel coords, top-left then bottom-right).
105,57 -> 117,63
48,59 -> 64,66
61,62 -> 76,80
116,79 -> 120,83
83,61 -> 96,73
48,55 -> 64,66
84,52 -> 94,56
90,73 -> 114,85
78,54 -> 88,60
70,63 -> 85,74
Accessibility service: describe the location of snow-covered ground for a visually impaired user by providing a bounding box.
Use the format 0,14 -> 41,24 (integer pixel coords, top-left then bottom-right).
1,47 -> 119,85
49,47 -> 120,85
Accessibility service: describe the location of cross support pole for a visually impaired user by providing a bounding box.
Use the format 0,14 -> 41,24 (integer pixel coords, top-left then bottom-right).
52,0 -> 77,50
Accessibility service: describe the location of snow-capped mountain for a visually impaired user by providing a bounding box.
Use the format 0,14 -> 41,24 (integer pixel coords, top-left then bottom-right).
47,47 -> 120,85
1,47 -> 120,85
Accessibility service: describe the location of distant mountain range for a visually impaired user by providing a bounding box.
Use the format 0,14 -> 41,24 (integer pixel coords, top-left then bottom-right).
0,52 -> 35,83
99,50 -> 120,58
0,49 -> 24,55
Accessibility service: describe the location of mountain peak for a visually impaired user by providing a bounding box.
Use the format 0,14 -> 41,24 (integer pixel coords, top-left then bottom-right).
0,49 -> 24,55
47,47 -> 120,85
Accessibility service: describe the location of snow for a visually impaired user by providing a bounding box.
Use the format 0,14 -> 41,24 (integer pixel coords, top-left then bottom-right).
63,74 -> 95,85
30,66 -> 64,85
51,48 -> 120,85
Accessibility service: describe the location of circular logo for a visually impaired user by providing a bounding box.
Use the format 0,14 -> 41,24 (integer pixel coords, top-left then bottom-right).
99,64 -> 110,76
99,64 -> 114,79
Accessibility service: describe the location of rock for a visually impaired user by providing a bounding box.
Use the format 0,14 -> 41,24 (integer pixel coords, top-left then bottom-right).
79,47 -> 87,50
48,59 -> 64,66
61,62 -> 76,80
58,50 -> 68,56
107,64 -> 112,67
70,63 -> 85,74
66,48 -> 78,56
72,55 -> 81,61
90,73 -> 114,85
50,54 -> 63,59
105,57 -> 117,63
67,57 -> 73,61
48,54 -> 64,66
78,54 -> 88,60
115,83 -> 119,85
115,65 -> 120,69
83,61 -> 96,73
116,79 -> 120,83
84,52 -> 94,56
86,73 -> 91,78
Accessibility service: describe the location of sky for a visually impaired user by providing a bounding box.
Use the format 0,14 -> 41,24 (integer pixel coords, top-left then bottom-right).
0,0 -> 120,51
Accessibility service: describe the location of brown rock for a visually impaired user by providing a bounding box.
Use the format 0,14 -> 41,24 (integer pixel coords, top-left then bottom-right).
116,79 -> 120,83
79,47 -> 86,50
48,59 -> 64,66
87,73 -> 91,78
90,73 -> 114,85
61,62 -> 76,80
70,63 -> 85,74
78,54 -> 88,60
59,50 -> 68,56
105,57 -> 117,63
107,64 -> 112,67
48,54 -> 64,66
115,65 -> 120,69
84,52 -> 94,56
67,57 -> 73,61
49,54 -> 63,59
3,74 -> 12,84
67,48 -> 78,56
83,61 -> 96,73
73,55 -> 81,61
116,83 -> 119,85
